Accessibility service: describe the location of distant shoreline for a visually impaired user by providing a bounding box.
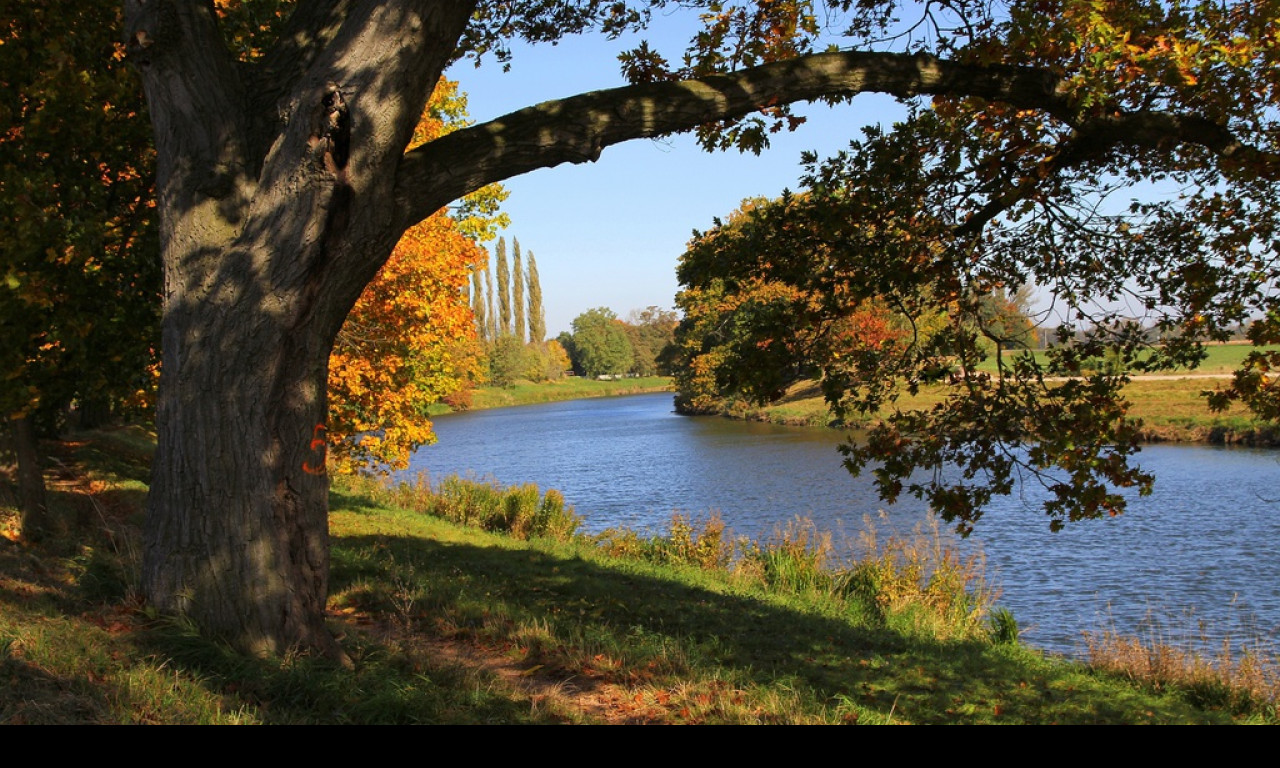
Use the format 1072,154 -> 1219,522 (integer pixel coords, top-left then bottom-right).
681,376 -> 1280,448
436,376 -> 673,413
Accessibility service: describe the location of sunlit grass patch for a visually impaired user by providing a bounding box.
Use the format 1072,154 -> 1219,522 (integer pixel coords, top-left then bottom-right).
457,376 -> 673,411
353,473 -> 581,542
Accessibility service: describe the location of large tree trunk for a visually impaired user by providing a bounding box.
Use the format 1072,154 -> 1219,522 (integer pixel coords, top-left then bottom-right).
142,287 -> 337,655
128,0 -> 476,656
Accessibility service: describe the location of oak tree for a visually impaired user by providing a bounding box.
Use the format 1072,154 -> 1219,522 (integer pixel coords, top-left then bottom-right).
672,1 -> 1280,534
122,0 -> 1280,654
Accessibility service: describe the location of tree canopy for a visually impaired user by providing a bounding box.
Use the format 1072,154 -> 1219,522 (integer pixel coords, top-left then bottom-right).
667,0 -> 1280,533
2,2 -> 159,423
111,0 -> 1280,653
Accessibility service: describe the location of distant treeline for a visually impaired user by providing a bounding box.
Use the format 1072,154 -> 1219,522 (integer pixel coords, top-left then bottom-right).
556,306 -> 679,380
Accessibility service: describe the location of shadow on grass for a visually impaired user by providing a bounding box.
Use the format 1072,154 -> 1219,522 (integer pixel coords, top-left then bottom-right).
130,618 -> 557,724
0,654 -> 114,724
328,524 -> 1223,724
0,451 -> 1232,724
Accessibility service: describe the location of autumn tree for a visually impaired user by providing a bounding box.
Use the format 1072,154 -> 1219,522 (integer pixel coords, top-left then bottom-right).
525,337 -> 571,381
672,195 -> 915,411
328,211 -> 485,469
971,288 -> 1035,356
120,0 -> 1280,654
326,80 -> 494,471
526,250 -> 546,344
2,1 -> 160,539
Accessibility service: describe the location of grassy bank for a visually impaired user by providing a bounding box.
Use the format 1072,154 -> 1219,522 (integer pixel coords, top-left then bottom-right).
974,342 -> 1275,377
2,427 -> 1275,723
711,375 -> 1280,446
436,376 -> 672,413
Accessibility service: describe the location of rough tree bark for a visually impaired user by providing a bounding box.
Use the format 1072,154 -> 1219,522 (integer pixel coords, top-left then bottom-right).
9,415 -> 48,542
127,0 -> 478,656
124,0 -> 1268,655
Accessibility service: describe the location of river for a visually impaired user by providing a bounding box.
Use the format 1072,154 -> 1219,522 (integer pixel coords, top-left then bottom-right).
400,391 -> 1280,656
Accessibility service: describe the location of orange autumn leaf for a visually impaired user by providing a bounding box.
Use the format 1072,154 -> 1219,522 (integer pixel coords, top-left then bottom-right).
327,79 -> 490,472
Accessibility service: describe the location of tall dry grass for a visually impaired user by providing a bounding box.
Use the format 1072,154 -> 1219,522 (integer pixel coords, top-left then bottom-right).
1084,614 -> 1279,714
845,513 -> 998,641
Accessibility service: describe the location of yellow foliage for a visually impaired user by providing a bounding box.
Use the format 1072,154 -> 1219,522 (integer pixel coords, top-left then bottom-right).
327,81 -> 489,472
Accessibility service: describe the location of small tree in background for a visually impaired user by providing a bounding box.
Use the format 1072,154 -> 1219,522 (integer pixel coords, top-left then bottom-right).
484,253 -> 498,343
496,237 -> 512,336
623,306 -> 680,376
571,308 -> 635,378
470,267 -> 487,341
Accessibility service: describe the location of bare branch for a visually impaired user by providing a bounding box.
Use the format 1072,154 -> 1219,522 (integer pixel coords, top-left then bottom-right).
393,50 -> 1068,229
396,48 -> 1279,237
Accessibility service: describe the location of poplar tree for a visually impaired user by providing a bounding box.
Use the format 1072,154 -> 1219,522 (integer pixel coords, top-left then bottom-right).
513,238 -> 525,343
496,236 -> 512,335
470,266 -> 486,340
527,251 -> 546,344
484,251 -> 498,343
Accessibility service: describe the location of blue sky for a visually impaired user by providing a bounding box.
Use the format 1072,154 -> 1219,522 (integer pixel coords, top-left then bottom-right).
447,23 -> 908,337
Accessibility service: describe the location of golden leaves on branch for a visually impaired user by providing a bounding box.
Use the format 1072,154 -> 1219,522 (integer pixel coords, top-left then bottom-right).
327,80 -> 493,473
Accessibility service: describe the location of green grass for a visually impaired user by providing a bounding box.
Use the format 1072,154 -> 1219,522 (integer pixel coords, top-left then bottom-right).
3,427 -> 1275,723
975,342 -> 1278,375
1,429 -> 557,724
322,482 -> 1273,723
431,376 -> 672,414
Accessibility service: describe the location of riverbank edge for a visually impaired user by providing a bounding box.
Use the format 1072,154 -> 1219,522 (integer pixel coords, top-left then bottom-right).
684,381 -> 1280,448
2,426 -> 1267,724
442,376 -> 673,413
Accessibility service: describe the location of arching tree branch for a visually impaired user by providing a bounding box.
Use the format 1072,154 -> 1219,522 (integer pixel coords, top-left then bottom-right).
393,50 -> 1069,229
395,49 -> 1279,237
